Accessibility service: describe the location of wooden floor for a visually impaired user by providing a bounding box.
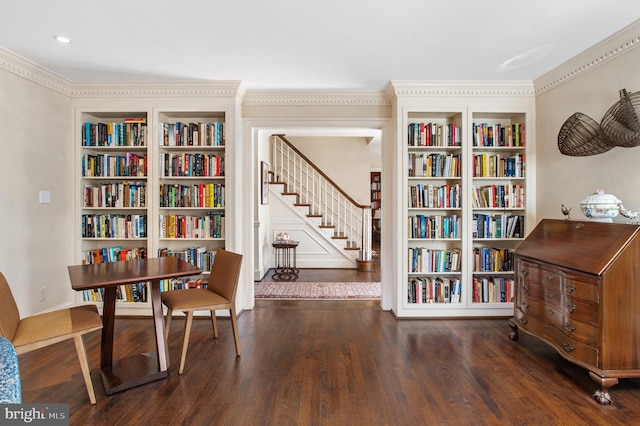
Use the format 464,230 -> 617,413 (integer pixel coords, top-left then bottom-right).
18,300 -> 640,425
257,249 -> 381,283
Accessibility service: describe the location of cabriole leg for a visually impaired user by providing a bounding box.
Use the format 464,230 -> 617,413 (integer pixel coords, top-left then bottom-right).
589,372 -> 618,405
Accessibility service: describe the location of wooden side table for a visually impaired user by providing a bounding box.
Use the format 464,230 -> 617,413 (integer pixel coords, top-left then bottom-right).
272,240 -> 299,280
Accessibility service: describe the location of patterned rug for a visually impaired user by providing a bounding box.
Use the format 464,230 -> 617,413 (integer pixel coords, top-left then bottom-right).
254,281 -> 381,300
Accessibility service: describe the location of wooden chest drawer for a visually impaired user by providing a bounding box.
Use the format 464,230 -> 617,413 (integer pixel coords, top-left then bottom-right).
514,309 -> 598,366
521,296 -> 598,346
524,282 -> 599,325
518,260 -> 599,303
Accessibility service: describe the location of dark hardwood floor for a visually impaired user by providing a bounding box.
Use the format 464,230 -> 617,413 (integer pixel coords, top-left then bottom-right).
17,300 -> 640,425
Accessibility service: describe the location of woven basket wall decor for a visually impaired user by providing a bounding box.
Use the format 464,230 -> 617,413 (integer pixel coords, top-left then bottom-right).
557,112 -> 613,156
558,88 -> 640,156
600,89 -> 640,147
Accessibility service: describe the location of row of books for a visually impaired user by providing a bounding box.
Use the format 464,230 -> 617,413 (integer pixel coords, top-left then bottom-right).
159,183 -> 224,208
83,181 -> 146,208
81,245 -> 147,302
81,214 -> 147,238
407,277 -> 462,304
472,276 -> 514,303
159,277 -> 208,292
81,246 -> 147,264
472,214 -> 524,239
473,247 -> 515,272
408,214 -> 460,239
159,122 -> 224,147
408,122 -> 462,147
409,183 -> 461,209
473,153 -> 524,178
159,212 -> 225,239
82,119 -> 147,147
82,153 -> 147,177
408,248 -> 461,273
82,283 -> 148,303
160,153 -> 224,177
472,123 -> 525,147
471,184 -> 525,209
158,246 -> 217,272
408,153 -> 461,178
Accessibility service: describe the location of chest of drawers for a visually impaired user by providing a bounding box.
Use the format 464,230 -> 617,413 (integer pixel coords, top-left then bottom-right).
509,219 -> 640,404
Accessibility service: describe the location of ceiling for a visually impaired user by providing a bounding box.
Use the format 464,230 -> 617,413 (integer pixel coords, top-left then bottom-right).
1,1 -> 640,90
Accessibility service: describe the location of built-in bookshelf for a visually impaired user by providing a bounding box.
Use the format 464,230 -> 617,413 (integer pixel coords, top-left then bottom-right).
156,112 -> 226,292
370,171 -> 381,245
77,112 -> 150,305
390,81 -> 536,318
471,113 -> 526,308
72,85 -> 242,315
406,112 -> 465,308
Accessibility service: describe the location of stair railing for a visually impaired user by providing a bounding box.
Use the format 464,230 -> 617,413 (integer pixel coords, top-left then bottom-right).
271,134 -> 373,261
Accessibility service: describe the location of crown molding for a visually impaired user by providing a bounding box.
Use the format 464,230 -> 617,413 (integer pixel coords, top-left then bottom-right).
243,90 -> 390,106
0,46 -> 71,96
70,80 -> 245,99
534,20 -> 640,95
387,80 -> 535,99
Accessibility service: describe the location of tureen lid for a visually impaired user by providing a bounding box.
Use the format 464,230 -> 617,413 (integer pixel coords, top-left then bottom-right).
580,189 -> 621,205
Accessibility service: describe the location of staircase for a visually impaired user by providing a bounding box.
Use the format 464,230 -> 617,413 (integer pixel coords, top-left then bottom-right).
269,134 -> 373,267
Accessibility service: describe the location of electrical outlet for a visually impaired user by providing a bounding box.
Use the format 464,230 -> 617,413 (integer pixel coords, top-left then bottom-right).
39,190 -> 51,204
39,287 -> 46,302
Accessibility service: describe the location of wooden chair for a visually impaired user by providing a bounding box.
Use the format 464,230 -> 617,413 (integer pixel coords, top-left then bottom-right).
0,272 -> 103,404
162,249 -> 242,374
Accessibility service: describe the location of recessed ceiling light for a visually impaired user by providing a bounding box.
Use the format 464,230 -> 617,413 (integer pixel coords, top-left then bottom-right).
53,35 -> 71,44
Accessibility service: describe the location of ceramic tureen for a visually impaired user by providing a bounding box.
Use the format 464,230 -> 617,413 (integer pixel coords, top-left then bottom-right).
580,189 -> 621,222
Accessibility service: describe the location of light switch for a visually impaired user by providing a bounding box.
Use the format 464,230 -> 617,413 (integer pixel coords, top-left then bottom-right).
39,190 -> 51,204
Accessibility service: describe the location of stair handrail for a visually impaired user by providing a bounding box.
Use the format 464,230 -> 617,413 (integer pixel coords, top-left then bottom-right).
271,134 -> 373,262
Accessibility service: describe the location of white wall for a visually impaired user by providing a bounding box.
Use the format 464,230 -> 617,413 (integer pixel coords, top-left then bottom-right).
535,29 -> 640,223
286,136 -> 372,205
0,58 -> 73,316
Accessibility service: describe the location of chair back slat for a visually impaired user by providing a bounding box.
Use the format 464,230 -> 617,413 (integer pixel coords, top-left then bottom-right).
207,249 -> 242,304
0,273 -> 21,341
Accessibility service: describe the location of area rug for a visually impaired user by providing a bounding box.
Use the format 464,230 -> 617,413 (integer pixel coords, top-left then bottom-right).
254,281 -> 381,300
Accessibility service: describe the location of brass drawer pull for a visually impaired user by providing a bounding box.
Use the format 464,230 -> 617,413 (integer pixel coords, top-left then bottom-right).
544,325 -> 552,333
547,291 -> 554,298
547,309 -> 554,316
566,303 -> 576,313
565,284 -> 576,293
565,323 -> 576,332
546,274 -> 554,281
563,342 -> 575,352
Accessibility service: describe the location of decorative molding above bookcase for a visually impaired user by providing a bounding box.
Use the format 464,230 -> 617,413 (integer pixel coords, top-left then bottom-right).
389,81 -> 536,318
71,88 -> 241,315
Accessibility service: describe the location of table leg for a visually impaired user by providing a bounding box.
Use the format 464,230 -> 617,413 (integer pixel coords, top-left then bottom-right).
150,279 -> 168,371
100,286 -> 117,369
99,281 -> 169,395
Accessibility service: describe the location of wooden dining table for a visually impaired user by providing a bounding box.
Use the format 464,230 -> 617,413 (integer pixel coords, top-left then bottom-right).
68,256 -> 202,394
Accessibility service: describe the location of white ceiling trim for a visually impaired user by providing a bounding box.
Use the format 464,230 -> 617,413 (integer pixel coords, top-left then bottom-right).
534,20 -> 640,95
243,90 -> 390,106
386,81 -> 535,99
0,46 -> 70,96
70,81 -> 245,99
